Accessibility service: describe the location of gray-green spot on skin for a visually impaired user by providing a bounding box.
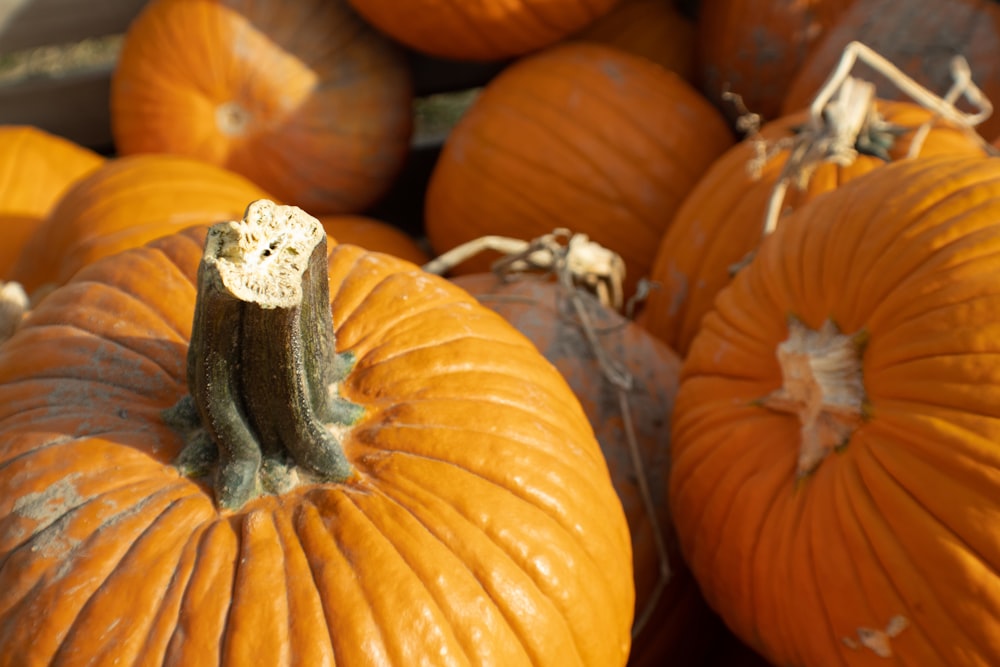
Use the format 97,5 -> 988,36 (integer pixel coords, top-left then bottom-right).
163,200 -> 365,511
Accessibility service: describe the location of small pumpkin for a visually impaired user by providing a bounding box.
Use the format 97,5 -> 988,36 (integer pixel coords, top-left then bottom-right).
345,0 -> 622,61
424,42 -> 734,302
0,201 -> 634,665
450,270 -> 723,666
0,126 -> 105,278
9,153 -> 273,297
671,153 -> 1000,665
781,0 -> 1000,139
696,0 -> 855,123
318,214 -> 429,265
111,0 -> 413,215
569,0 -> 696,81
638,96 -> 993,357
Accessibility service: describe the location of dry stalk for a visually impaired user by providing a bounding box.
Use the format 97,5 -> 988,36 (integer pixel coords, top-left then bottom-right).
730,41 -> 994,274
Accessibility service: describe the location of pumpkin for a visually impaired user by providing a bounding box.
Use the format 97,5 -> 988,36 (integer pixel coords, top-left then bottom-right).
569,0 -> 696,82
0,200 -> 634,665
670,153 -> 1000,666
781,0 -> 1000,139
111,0 -> 413,215
318,214 -> 430,265
345,0 -> 622,62
9,153 -> 273,297
695,0 -> 855,124
0,126 -> 104,278
424,42 -> 734,302
638,98 -> 993,357
450,271 -> 722,666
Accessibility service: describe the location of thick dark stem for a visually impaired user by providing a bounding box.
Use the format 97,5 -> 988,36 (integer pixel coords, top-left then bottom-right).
168,200 -> 361,510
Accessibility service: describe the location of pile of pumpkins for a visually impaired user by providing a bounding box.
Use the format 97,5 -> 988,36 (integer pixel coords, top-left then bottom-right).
2,0 -> 1000,665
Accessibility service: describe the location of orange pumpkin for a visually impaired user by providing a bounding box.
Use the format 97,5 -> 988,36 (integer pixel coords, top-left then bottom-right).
781,0 -> 1000,139
0,126 -> 105,278
318,214 -> 429,265
9,154 -> 273,297
569,0 -> 696,81
0,201 -> 634,664
424,42 -> 734,301
671,154 -> 1000,665
638,99 -> 992,357
696,0 -> 855,123
111,0 -> 413,215
345,0 -> 621,61
451,272 -> 723,666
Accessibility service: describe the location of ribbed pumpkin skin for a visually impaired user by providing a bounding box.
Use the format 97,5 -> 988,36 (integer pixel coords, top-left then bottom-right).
569,0 -> 696,82
638,100 -> 991,357
111,0 -> 413,215
0,229 -> 634,665
9,154 -> 273,295
696,0 -> 855,122
671,155 -> 1000,665
319,214 -> 429,265
425,42 -> 734,301
345,0 -> 621,61
450,273 -> 722,667
781,0 -> 1000,139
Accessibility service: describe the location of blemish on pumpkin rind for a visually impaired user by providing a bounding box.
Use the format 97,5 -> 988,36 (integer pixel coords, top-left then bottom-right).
11,473 -> 84,531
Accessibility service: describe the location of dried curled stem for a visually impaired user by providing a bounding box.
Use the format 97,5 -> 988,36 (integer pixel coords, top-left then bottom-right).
423,229 -> 627,311
729,41 -> 994,275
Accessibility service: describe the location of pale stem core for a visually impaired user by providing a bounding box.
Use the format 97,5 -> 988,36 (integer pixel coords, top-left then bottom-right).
760,318 -> 867,477
216,101 -> 253,137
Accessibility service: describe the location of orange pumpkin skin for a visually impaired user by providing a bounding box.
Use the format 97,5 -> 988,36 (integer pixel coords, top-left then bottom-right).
0,126 -> 105,278
0,125 -> 104,218
0,228 -> 634,665
451,272 -> 722,666
638,100 -> 992,357
569,0 -> 696,82
425,43 -> 734,301
345,0 -> 620,61
670,154 -> 1000,666
781,0 -> 1000,139
318,214 -> 429,265
111,0 -> 413,215
696,0 -> 855,122
9,154 -> 273,295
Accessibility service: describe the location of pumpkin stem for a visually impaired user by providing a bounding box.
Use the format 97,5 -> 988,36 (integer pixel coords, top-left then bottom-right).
164,200 -> 362,510
759,317 -> 868,479
732,41 -> 993,277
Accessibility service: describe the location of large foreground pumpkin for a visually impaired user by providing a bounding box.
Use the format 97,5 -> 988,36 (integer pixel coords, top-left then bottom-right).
111,0 -> 413,215
671,154 -> 1000,666
0,201 -> 634,665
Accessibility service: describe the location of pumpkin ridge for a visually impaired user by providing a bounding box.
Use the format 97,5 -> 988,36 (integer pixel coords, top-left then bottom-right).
843,457 -> 964,662
50,495 -> 200,663
0,480 -> 193,634
358,465 -> 590,666
336,488 -> 484,662
135,517 -> 209,661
